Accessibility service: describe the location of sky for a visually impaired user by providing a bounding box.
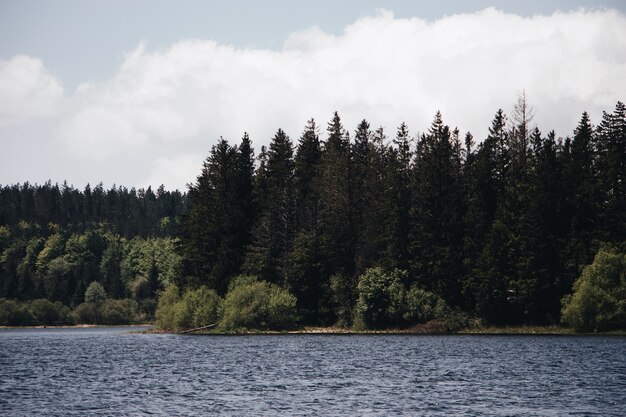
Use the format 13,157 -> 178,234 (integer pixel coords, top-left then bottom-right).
1,0 -> 625,191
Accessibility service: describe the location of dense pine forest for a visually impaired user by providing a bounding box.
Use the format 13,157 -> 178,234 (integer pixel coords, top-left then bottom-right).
2,97 -> 625,331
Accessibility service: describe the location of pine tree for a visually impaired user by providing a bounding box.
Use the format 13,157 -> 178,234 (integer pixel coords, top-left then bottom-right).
318,112 -> 353,278
463,110 -> 509,317
181,138 -> 244,293
244,129 -> 296,284
562,112 -> 597,291
384,123 -> 412,271
409,111 -> 464,305
294,119 -> 322,231
595,101 -> 626,243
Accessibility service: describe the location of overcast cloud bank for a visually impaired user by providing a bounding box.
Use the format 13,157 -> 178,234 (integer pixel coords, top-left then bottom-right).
1,8 -> 625,190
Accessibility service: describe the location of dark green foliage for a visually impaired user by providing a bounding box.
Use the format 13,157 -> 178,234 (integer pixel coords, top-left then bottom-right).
294,119 -> 322,230
84,281 -> 107,305
0,182 -> 186,239
403,285 -> 449,324
29,299 -> 71,325
594,102 -> 626,243
0,298 -> 36,325
354,267 -> 452,329
244,129 -> 296,284
284,230 -> 322,321
410,112 -> 464,305
317,112 -> 353,278
181,136 -> 255,293
73,302 -> 98,324
329,273 -> 356,327
99,299 -> 138,325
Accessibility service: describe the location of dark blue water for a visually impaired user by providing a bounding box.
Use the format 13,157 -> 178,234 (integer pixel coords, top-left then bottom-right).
1,328 -> 625,416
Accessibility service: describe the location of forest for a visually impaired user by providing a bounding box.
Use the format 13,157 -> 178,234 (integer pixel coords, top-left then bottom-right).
1,97 -> 625,332
0,184 -> 185,324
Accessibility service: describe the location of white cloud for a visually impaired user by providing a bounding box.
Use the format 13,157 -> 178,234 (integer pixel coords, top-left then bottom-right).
2,8 -> 626,189
0,55 -> 63,128
143,153 -> 205,191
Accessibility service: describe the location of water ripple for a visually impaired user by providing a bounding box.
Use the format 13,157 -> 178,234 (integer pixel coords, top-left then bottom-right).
1,329 -> 625,416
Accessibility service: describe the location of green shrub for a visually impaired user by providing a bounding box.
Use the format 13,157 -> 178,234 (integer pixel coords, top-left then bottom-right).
185,287 -> 221,328
74,302 -> 98,324
155,285 -> 222,330
561,249 -> 626,332
354,268 -> 454,329
155,285 -> 181,330
0,298 -> 18,325
100,299 -> 138,324
220,275 -> 297,330
354,268 -> 406,328
403,285 -> 450,324
0,298 -> 37,326
29,298 -> 70,325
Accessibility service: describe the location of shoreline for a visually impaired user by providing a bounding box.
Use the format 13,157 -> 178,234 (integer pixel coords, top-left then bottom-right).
0,324 -> 153,330
2,324 -> 625,336
152,324 -> 626,336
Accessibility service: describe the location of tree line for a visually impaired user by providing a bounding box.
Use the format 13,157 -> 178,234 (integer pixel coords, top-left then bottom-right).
1,97 -> 624,329
0,182 -> 187,238
178,97 -> 625,327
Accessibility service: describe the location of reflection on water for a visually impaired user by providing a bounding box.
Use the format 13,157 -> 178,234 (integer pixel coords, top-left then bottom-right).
1,329 -> 625,416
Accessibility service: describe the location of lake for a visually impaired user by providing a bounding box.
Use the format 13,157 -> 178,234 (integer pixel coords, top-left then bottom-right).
1,328 -> 625,416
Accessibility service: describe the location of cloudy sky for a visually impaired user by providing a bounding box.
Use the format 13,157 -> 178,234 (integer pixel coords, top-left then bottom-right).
1,0 -> 625,191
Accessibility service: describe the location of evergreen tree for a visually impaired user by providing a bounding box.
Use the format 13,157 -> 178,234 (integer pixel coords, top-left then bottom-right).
318,112 -> 353,277
383,123 -> 412,272
294,119 -> 322,231
409,111 -> 464,305
244,129 -> 296,284
181,138 -> 247,293
595,101 -> 626,243
562,112 -> 597,293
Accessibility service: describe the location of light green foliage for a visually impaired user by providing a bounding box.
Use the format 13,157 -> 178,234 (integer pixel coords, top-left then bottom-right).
64,232 -> 93,265
122,237 -> 182,298
219,275 -> 297,330
403,285 -> 450,323
84,281 -> 107,306
186,287 -> 221,328
36,233 -> 65,274
17,238 -> 44,276
43,257 -> 70,301
561,249 -> 626,332
155,285 -> 222,330
16,237 -> 45,298
155,285 -> 181,330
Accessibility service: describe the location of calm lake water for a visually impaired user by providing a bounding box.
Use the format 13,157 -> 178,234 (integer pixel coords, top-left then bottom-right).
1,328 -> 625,416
